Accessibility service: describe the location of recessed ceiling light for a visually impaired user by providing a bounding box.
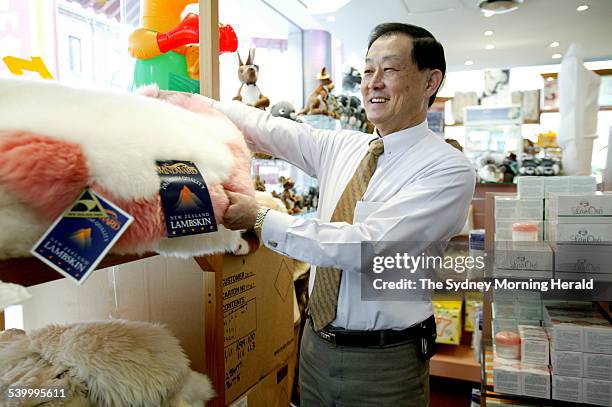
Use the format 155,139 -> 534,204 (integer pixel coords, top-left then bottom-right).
485,44 -> 495,50
326,16 -> 336,22
576,4 -> 589,11
483,10 -> 494,17
546,77 -> 555,81
552,53 -> 562,59
549,41 -> 560,48
465,60 -> 474,66
484,30 -> 494,36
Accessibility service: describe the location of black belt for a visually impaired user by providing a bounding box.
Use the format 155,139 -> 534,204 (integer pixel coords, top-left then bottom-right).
311,315 -> 436,347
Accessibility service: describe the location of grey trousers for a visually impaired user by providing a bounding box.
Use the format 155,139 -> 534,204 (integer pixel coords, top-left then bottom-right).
299,322 -> 430,407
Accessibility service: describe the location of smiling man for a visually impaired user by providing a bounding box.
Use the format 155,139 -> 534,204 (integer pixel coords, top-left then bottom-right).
207,23 -> 475,406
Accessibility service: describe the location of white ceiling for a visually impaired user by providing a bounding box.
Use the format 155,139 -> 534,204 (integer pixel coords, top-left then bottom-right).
308,0 -> 612,72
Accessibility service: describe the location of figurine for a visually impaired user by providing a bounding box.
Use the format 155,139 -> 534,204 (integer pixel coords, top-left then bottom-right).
300,67 -> 335,116
233,48 -> 270,109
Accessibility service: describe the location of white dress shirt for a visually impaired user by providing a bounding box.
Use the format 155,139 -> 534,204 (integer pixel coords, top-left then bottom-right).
212,100 -> 476,330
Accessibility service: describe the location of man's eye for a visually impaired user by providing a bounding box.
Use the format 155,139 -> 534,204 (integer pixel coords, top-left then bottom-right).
384,67 -> 397,72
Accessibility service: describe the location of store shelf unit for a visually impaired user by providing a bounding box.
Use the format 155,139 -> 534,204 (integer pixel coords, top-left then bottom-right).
430,343 -> 480,382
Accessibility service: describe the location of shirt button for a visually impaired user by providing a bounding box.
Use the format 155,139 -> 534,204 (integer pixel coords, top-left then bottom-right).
268,240 -> 278,248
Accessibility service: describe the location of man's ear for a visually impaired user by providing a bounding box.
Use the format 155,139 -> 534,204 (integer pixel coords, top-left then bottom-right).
425,69 -> 444,100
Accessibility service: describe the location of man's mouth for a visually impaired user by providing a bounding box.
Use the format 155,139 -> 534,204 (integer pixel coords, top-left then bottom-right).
369,97 -> 389,104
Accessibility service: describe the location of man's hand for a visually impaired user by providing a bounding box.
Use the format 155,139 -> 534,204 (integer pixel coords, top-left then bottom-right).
223,191 -> 260,230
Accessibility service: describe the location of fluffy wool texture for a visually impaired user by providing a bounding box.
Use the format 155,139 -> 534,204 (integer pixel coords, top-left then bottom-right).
0,78 -> 254,259
0,320 -> 215,407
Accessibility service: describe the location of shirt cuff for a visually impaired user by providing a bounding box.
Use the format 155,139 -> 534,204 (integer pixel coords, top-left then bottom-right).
261,209 -> 294,254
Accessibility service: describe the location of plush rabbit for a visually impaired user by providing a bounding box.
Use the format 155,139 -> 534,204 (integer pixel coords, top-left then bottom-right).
233,48 -> 269,110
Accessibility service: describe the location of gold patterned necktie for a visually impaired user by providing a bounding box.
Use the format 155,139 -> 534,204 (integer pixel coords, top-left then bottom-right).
309,138 -> 385,331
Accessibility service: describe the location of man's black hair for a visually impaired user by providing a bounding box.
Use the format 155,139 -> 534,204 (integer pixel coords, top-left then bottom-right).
368,23 -> 446,107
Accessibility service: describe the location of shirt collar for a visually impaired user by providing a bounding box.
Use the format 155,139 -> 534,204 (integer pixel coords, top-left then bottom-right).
372,119 -> 430,158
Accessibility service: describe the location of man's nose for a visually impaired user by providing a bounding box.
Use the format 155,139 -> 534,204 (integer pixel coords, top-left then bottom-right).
367,70 -> 384,89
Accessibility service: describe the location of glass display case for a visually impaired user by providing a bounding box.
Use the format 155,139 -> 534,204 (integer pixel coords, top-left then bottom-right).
464,105 -> 523,165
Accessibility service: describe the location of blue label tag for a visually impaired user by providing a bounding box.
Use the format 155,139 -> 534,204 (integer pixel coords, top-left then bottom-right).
156,160 -> 218,238
30,189 -> 133,285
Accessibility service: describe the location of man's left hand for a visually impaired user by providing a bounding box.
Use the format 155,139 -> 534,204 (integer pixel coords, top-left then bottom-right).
223,191 -> 260,230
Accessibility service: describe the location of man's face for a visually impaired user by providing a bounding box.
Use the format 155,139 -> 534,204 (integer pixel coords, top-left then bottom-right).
361,34 -> 431,135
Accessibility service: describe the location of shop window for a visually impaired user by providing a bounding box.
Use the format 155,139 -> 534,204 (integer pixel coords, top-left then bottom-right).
68,35 -> 82,73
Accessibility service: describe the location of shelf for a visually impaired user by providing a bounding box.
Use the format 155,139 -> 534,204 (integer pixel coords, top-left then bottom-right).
0,253 -> 157,287
430,343 -> 480,382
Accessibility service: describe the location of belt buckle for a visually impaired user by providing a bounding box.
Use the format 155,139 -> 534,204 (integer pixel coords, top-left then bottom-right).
319,329 -> 336,344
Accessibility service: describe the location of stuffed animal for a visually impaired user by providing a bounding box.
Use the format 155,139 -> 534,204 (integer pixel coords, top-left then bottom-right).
342,66 -> 362,93
0,320 -> 214,406
278,176 -> 302,215
233,48 -> 269,110
271,101 -> 301,122
299,67 -> 335,116
0,78 -> 255,260
475,152 -> 507,183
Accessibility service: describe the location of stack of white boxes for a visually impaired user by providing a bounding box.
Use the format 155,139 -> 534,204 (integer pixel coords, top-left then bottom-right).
547,192 -> 612,244
495,196 -> 544,241
545,304 -> 612,406
519,325 -> 551,399
515,176 -> 598,242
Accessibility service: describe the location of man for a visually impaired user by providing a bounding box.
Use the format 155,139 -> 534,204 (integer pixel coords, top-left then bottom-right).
207,23 -> 475,406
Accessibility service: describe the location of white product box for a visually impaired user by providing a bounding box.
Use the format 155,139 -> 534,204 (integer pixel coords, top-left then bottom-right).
548,322 -> 583,352
492,300 -> 518,319
518,176 -> 545,198
553,244 -> 612,274
547,221 -> 612,243
521,365 -> 551,399
519,325 -> 549,366
517,301 -> 543,320
494,318 -> 519,335
521,336 -> 549,366
495,221 -> 544,241
552,350 -> 583,377
555,272 -> 612,282
494,359 -> 522,395
548,192 -> 612,219
584,324 -> 612,355
494,241 -> 553,270
583,378 -> 612,407
584,353 -> 612,380
552,375 -> 582,403
495,197 -> 544,220
545,176 -> 597,199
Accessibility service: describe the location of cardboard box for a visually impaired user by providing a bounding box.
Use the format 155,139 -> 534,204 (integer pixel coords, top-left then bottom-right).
222,248 -> 296,403
19,249 -> 298,405
521,365 -> 550,399
518,177 -> 545,199
584,353 -> 612,380
552,375 -> 582,403
583,379 -> 612,406
552,350 -> 583,377
548,192 -> 612,219
228,362 -> 292,407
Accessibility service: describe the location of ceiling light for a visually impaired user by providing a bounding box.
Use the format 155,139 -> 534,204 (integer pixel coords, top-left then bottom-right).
478,0 -> 524,15
576,4 -> 589,11
546,77 -> 555,81
484,30 -> 494,36
549,41 -> 560,48
485,44 -> 495,50
464,60 -> 474,66
483,10 -> 494,17
326,16 -> 336,22
552,53 -> 562,59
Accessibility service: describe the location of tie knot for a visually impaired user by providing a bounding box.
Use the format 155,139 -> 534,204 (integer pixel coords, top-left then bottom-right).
368,139 -> 384,157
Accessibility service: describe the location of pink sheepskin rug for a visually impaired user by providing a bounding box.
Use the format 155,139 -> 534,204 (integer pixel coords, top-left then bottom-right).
0,77 -> 255,260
